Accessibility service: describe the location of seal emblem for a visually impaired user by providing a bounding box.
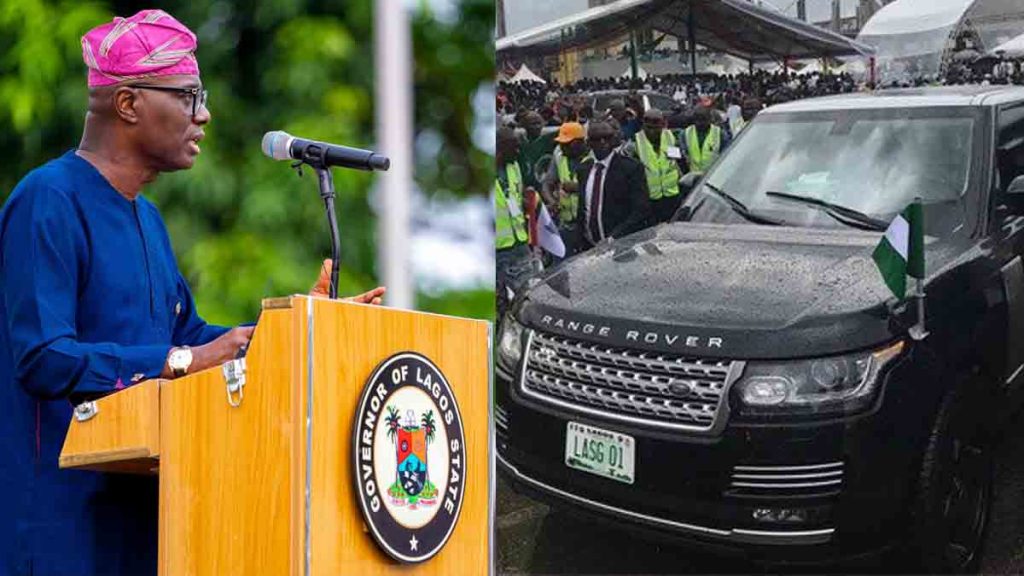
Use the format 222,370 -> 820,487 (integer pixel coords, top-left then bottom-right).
353,352 -> 466,563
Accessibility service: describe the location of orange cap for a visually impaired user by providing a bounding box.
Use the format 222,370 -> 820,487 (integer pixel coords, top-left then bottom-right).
554,122 -> 586,143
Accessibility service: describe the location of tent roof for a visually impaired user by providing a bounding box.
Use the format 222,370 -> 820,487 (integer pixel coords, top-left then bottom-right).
509,64 -> 546,84
858,0 -> 972,37
496,0 -> 874,62
992,32 -> 1024,57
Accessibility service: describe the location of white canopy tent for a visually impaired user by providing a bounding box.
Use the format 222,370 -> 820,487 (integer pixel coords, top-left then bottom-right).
509,64 -> 546,84
856,0 -> 1024,83
992,32 -> 1024,58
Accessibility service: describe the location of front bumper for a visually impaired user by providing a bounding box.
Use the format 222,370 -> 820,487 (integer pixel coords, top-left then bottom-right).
495,356 -> 932,563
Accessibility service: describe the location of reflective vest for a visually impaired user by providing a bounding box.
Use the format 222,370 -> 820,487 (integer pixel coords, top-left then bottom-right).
684,125 -> 722,174
634,130 -> 681,200
555,151 -> 593,223
730,116 -> 747,137
495,162 -> 528,250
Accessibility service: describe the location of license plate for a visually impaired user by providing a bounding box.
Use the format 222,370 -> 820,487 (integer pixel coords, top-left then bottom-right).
564,421 -> 635,484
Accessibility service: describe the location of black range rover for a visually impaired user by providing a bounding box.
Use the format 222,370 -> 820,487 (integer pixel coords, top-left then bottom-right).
495,86 -> 1024,571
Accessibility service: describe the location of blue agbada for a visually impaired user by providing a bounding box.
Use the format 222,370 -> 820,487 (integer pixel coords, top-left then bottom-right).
0,150 -> 230,575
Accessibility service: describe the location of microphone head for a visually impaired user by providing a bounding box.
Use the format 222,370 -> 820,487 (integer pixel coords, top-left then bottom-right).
369,154 -> 391,171
261,131 -> 294,160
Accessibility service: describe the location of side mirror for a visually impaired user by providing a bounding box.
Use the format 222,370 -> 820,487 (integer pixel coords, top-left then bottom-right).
1009,175 -> 1024,195
679,172 -> 701,195
1000,175 -> 1024,214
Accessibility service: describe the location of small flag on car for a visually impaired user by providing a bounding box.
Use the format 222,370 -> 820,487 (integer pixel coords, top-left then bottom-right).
872,198 -> 927,339
872,200 -> 924,299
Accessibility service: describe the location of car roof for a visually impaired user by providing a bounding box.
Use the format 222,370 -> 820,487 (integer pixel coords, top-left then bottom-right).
764,86 -> 1024,114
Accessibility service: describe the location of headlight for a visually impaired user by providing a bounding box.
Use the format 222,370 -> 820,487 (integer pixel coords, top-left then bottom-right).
497,315 -> 525,371
735,341 -> 904,418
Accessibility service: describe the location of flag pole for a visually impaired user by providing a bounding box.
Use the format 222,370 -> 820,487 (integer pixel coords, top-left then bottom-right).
909,277 -> 928,340
908,197 -> 928,341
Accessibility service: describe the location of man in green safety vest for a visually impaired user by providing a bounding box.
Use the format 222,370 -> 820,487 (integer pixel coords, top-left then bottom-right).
683,106 -> 727,175
626,109 -> 685,224
541,121 -> 592,258
496,126 -> 534,319
729,96 -> 762,138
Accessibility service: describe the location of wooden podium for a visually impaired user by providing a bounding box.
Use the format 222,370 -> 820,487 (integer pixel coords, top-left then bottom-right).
59,295 -> 492,575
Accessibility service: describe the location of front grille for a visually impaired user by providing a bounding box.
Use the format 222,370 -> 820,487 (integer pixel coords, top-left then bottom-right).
520,330 -> 738,431
726,462 -> 844,498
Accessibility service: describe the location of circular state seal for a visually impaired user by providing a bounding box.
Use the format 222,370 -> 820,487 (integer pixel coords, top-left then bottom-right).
352,352 -> 466,563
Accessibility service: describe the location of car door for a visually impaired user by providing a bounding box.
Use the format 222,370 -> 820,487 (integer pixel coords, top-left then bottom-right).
990,102 -> 1024,398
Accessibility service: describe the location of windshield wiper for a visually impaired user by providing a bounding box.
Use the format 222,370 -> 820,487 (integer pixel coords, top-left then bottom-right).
765,191 -> 888,231
702,183 -> 784,226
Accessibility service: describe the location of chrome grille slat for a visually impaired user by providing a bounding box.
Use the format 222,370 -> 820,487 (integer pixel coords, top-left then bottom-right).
730,479 -> 842,489
521,330 -> 738,431
732,470 -> 842,480
727,462 -> 845,497
734,462 -> 843,472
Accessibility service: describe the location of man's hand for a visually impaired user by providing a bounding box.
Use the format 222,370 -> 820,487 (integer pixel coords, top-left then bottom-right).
561,181 -> 579,194
163,326 -> 254,378
310,258 -> 386,305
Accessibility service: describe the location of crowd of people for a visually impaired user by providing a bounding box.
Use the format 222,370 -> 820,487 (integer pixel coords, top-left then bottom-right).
495,69 -> 777,317
498,69 -> 859,116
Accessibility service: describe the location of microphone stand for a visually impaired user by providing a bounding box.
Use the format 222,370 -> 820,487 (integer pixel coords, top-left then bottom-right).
298,146 -> 342,299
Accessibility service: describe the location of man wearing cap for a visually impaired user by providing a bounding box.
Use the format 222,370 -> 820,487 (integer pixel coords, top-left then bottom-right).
0,10 -> 382,575
541,122 -> 591,258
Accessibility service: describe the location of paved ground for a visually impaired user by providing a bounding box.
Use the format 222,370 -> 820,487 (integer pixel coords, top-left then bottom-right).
497,408 -> 1024,575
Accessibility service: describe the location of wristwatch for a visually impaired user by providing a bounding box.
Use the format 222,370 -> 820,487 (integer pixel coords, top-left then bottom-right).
168,346 -> 193,378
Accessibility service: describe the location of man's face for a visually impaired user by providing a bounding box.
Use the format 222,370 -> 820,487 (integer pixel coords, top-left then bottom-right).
524,114 -> 543,139
127,74 -> 209,171
694,109 -> 711,131
497,131 -> 520,164
643,116 -> 664,143
588,125 -> 615,160
609,102 -> 627,122
561,138 -> 587,160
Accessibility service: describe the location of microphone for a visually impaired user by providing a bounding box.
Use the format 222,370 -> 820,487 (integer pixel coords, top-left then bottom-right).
261,131 -> 390,171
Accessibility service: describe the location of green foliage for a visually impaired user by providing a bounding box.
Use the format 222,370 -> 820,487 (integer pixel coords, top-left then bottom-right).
0,0 -> 495,324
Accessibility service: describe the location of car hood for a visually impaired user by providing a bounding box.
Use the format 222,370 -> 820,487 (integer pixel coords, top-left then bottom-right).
517,222 -> 966,359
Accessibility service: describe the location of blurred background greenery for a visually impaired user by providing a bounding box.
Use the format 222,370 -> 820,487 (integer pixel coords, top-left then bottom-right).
0,0 -> 495,323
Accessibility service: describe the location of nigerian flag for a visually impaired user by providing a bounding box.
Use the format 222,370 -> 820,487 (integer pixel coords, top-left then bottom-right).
872,201 -> 925,299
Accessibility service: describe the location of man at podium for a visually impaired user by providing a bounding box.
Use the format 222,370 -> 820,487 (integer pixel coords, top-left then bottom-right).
0,10 -> 383,576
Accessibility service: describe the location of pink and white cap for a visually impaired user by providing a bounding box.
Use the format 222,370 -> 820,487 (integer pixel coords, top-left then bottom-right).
81,9 -> 199,88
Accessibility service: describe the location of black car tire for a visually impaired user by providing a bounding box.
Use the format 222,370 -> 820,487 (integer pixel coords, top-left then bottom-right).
908,386 -> 994,573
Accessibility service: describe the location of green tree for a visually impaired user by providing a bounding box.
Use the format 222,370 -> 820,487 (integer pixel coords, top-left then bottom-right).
0,0 -> 495,324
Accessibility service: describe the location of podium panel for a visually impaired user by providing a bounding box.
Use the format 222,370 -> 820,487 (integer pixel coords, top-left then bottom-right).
308,298 -> 490,575
60,295 -> 492,576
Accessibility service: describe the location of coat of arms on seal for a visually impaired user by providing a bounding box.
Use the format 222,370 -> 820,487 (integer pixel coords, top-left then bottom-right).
386,407 -> 439,506
352,352 -> 466,563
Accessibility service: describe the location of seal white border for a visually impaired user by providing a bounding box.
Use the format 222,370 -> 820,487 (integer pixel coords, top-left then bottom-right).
352,352 -> 467,563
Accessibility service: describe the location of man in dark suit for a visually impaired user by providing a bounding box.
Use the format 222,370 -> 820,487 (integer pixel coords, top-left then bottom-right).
575,121 -> 651,252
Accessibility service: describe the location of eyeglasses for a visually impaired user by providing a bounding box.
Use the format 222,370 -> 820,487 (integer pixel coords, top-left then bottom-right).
128,85 -> 208,118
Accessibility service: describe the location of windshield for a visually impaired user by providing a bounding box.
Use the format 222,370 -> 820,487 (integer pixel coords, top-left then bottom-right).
681,107 -> 978,236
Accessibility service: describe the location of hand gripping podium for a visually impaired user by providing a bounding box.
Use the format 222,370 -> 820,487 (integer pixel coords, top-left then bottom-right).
58,295 -> 493,575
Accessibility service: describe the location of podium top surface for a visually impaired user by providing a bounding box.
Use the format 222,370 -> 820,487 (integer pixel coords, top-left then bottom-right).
261,295 -> 492,327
